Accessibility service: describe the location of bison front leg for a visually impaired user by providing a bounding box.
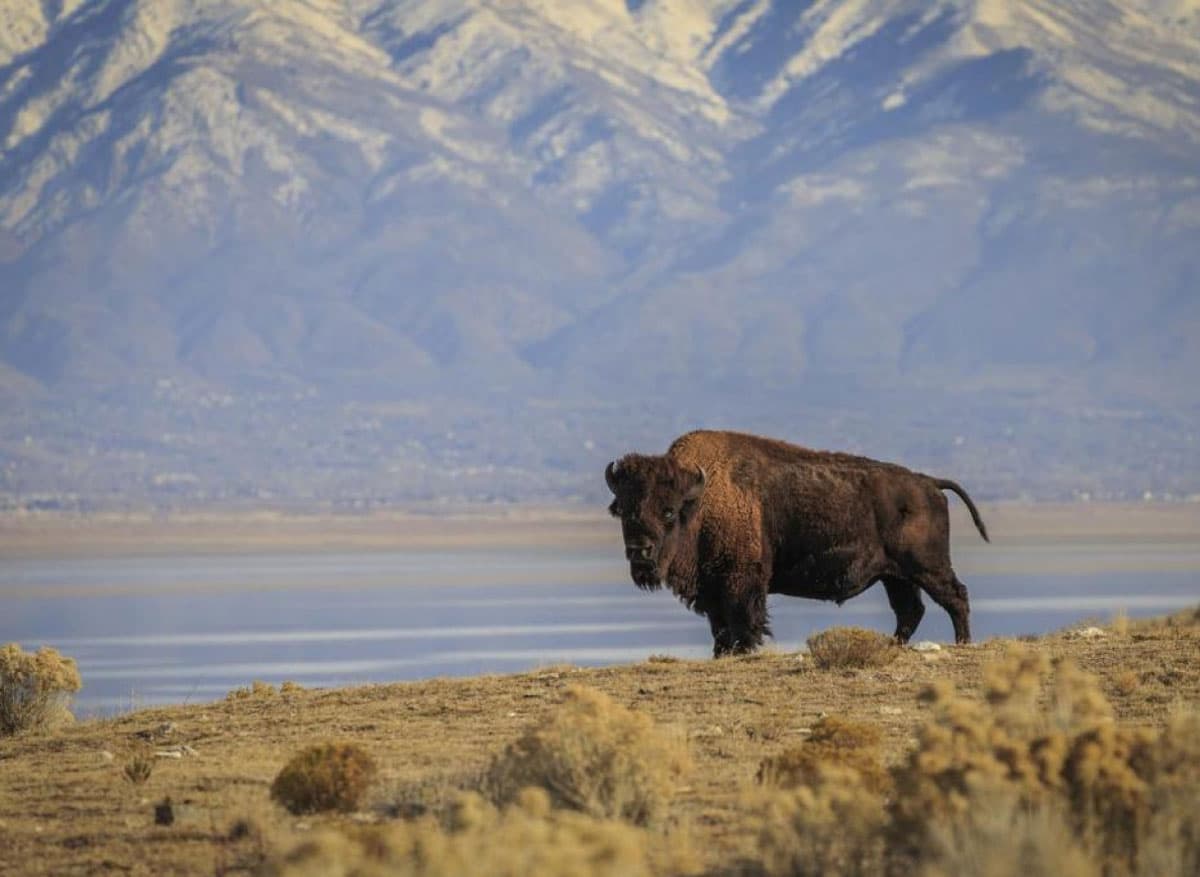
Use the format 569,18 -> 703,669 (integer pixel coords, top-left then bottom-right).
717,571 -> 771,657
703,608 -> 735,658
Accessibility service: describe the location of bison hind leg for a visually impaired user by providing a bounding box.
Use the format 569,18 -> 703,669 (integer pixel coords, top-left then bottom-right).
882,577 -> 925,644
913,569 -> 971,644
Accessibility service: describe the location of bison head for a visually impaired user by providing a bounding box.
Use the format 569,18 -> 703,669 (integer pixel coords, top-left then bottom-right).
604,454 -> 706,590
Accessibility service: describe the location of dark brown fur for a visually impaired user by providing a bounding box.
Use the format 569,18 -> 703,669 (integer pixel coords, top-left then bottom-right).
604,430 -> 989,655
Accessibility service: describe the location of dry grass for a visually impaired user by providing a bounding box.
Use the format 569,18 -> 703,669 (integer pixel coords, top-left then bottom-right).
806,626 -> 898,670
481,685 -> 691,827
122,749 -> 155,786
0,611 -> 1198,876
270,742 -> 377,815
0,643 -> 82,736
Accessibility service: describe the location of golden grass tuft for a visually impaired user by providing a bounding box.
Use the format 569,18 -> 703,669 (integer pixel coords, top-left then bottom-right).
123,750 -> 155,786
262,789 -> 657,877
758,716 -> 891,795
270,742 -> 377,815
806,627 -> 897,670
0,643 -> 82,736
481,685 -> 690,827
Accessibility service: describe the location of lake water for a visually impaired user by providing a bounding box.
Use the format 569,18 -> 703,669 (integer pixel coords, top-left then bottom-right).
2,542 -> 1198,714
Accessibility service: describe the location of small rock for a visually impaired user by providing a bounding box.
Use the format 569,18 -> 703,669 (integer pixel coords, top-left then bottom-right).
911,641 -> 942,652
1070,626 -> 1107,640
154,797 -> 202,827
99,750 -> 115,763
154,744 -> 198,758
879,706 -> 903,716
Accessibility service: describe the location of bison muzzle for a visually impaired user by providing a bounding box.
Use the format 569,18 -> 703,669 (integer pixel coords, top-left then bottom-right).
605,430 -> 989,655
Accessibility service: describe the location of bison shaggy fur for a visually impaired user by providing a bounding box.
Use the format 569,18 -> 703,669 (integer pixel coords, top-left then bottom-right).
604,430 -> 989,655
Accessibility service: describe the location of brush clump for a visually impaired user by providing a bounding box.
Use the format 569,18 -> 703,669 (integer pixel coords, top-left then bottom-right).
481,685 -> 690,827
891,645 -> 1200,875
750,716 -> 890,876
270,741 -> 377,815
745,645 -> 1199,876
0,643 -> 82,736
806,627 -> 898,670
262,788 -> 654,877
757,715 -> 891,795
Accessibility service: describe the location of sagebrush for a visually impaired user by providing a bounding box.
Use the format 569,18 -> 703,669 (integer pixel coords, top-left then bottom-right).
757,715 -> 891,795
806,627 -> 897,670
0,643 -> 82,736
482,685 -> 690,827
270,742 -> 377,815
263,788 -> 660,877
749,644 -> 1200,876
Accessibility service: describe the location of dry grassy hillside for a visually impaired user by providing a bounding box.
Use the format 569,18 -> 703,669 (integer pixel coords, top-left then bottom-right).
1,610 -> 1198,876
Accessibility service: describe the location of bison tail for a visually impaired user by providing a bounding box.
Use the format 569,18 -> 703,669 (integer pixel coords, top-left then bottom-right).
934,479 -> 990,543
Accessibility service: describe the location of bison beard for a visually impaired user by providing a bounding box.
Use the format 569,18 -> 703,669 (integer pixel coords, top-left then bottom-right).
605,430 -> 989,656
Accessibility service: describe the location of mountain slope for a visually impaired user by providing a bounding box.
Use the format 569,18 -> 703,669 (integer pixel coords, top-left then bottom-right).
1,0 -> 1198,506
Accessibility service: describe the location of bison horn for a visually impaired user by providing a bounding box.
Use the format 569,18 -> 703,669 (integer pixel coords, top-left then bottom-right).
685,466 -> 706,501
605,460 -> 620,493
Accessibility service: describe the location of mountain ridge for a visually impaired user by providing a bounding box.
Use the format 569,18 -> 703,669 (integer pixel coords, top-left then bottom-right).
1,0 -> 1198,508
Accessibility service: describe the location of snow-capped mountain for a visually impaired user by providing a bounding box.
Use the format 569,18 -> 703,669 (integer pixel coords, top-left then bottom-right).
1,0 -> 1198,506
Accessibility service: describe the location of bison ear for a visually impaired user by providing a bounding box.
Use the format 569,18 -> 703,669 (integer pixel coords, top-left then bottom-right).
683,466 -> 706,503
605,460 -> 621,494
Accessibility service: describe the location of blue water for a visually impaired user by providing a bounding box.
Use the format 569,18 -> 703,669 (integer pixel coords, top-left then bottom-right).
2,544 -> 1197,714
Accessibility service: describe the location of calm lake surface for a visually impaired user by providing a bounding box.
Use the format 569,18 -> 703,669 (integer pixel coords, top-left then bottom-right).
3,541 -> 1198,714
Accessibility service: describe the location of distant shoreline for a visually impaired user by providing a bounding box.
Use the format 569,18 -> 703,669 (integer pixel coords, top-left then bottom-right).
1,501 -> 1197,557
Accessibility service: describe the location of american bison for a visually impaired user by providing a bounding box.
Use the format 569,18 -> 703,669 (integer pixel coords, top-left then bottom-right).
604,430 -> 989,655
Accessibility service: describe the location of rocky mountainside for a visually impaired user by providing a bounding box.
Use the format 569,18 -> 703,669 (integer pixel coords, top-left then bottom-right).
1,0 -> 1198,508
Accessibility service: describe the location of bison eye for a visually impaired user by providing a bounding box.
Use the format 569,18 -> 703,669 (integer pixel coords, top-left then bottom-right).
663,508 -> 675,523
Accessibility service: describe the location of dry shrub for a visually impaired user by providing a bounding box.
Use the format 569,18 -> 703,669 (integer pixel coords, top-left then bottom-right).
917,794 -> 1099,877
1113,669 -> 1140,696
271,742 -> 377,815
0,643 -> 82,736
758,716 -> 891,795
749,769 -> 888,876
806,627 -> 897,670
228,680 -> 277,701
890,645 -> 1200,875
740,647 -> 1199,876
262,788 -> 656,877
1130,604 -> 1200,631
482,685 -> 690,827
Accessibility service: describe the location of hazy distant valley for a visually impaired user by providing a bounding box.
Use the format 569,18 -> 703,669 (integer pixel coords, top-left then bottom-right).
2,0 -> 1198,509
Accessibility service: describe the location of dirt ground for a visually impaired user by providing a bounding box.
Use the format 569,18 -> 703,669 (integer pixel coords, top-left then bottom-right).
2,612 -> 1197,876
